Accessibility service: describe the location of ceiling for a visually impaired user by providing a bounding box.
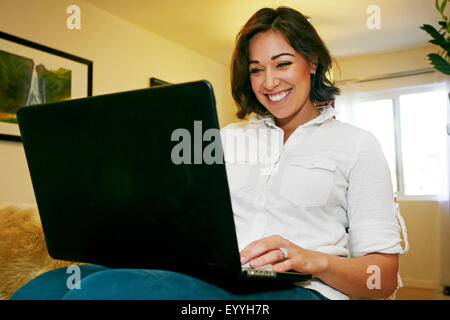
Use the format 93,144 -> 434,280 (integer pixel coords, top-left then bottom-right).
86,0 -> 443,65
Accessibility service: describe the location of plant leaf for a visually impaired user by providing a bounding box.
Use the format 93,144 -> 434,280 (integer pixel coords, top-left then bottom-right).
420,24 -> 446,43
430,39 -> 450,53
436,0 -> 440,12
428,53 -> 450,75
440,0 -> 447,13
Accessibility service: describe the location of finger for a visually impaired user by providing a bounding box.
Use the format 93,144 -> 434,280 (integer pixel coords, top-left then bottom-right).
272,259 -> 294,273
240,235 -> 286,264
240,239 -> 273,264
249,249 -> 285,268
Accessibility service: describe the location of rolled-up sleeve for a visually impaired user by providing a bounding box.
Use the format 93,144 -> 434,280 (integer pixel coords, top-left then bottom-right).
347,131 -> 404,257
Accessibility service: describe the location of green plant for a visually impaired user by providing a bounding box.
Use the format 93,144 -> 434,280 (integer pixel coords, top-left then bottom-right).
420,0 -> 450,75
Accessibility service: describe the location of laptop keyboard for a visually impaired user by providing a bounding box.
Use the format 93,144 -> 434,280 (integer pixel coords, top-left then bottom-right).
241,263 -> 276,278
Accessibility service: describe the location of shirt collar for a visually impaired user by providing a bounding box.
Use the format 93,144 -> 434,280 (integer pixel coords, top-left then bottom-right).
249,106 -> 336,129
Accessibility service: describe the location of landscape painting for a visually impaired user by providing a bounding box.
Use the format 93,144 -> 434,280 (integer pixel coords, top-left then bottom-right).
0,50 -> 72,124
0,32 -> 92,141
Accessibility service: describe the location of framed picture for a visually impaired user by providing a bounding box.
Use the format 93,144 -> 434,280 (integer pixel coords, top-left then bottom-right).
0,31 -> 93,142
149,77 -> 169,87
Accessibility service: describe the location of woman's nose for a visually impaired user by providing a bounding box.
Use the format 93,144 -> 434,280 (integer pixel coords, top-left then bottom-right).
263,70 -> 280,91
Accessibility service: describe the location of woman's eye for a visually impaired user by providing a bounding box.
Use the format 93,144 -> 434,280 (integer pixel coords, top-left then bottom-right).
249,68 -> 262,74
277,62 -> 292,68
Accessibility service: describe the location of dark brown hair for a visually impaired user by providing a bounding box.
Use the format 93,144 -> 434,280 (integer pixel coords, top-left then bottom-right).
231,6 -> 340,119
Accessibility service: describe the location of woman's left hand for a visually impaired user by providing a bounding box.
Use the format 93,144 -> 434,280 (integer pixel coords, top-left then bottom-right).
240,235 -> 329,277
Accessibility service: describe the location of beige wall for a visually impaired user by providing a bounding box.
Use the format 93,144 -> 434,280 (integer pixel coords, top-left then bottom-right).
0,0 -> 238,203
333,45 -> 437,81
398,201 -> 441,289
333,45 -> 447,93
335,47 -> 448,290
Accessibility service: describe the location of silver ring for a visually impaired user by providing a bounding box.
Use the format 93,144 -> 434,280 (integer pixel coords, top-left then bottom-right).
279,247 -> 288,260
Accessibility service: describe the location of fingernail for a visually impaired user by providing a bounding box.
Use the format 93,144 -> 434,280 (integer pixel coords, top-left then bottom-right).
240,257 -> 246,264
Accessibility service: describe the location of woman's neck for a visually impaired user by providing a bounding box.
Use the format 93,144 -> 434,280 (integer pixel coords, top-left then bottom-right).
276,102 -> 320,144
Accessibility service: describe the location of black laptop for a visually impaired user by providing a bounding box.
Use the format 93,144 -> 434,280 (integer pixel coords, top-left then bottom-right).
17,80 -> 311,290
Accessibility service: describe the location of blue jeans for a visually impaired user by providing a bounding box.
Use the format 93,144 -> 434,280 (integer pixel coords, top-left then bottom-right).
10,265 -> 328,300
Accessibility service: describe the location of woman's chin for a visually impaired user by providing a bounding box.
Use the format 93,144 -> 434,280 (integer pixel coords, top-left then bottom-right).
267,108 -> 291,121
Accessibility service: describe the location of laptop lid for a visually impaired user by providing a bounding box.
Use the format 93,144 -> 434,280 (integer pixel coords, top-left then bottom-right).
17,80 -> 243,286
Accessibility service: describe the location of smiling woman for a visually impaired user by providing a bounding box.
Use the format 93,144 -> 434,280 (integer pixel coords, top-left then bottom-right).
222,6 -> 408,300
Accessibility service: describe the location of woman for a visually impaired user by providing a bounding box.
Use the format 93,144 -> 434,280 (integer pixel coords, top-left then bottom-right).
11,6 -> 406,300
221,6 -> 407,300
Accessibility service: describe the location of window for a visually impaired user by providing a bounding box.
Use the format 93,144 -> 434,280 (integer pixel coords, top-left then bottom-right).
398,91 -> 448,196
335,84 -> 449,199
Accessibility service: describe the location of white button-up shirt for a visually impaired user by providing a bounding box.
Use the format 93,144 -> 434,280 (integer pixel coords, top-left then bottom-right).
220,106 -> 406,300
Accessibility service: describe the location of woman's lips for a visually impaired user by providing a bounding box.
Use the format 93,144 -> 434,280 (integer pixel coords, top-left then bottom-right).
264,89 -> 292,105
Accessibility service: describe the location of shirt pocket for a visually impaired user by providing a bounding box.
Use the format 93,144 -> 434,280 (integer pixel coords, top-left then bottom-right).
225,160 -> 253,192
279,157 -> 336,207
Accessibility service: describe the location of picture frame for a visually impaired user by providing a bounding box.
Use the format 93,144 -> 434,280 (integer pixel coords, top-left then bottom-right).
0,31 -> 93,142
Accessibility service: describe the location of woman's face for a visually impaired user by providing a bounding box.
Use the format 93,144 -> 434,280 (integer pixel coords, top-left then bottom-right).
248,29 -> 317,123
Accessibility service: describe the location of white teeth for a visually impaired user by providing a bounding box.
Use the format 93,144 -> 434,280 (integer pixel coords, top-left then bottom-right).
268,90 -> 289,102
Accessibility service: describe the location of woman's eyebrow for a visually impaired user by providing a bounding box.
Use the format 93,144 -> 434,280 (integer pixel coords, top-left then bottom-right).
248,53 -> 294,65
271,53 -> 294,60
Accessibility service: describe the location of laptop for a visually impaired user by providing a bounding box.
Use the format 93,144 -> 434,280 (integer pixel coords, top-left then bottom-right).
17,80 -> 311,291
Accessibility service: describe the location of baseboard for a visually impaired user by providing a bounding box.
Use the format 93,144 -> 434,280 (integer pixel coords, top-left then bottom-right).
401,278 -> 440,289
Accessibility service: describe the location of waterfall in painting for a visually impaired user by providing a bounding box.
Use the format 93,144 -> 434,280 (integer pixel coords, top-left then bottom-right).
25,66 -> 46,106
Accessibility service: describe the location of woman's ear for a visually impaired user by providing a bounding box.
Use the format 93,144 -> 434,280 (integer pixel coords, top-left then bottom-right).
309,56 -> 319,75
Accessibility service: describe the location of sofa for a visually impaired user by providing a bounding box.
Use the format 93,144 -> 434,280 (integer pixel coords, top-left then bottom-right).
0,202 -> 80,299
